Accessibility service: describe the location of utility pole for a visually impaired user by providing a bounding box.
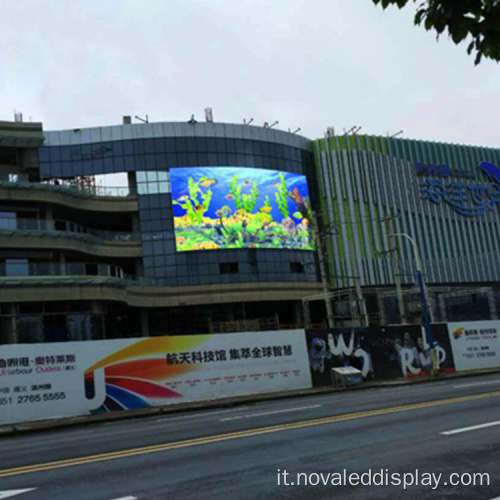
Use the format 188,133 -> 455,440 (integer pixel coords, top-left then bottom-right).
312,211 -> 335,329
390,233 -> 438,372
383,215 -> 407,324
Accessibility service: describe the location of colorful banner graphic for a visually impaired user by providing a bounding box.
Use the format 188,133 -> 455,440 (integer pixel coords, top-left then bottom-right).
171,166 -> 315,251
0,330 -> 312,425
447,320 -> 500,371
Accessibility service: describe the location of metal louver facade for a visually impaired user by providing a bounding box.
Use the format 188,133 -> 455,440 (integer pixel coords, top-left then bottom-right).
313,135 -> 500,288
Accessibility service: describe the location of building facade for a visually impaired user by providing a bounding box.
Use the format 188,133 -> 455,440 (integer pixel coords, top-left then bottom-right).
0,120 -> 321,343
314,134 -> 500,322
3,117 -> 500,345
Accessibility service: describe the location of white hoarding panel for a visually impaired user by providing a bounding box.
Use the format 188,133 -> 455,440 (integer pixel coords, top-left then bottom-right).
0,330 -> 311,425
447,321 -> 500,372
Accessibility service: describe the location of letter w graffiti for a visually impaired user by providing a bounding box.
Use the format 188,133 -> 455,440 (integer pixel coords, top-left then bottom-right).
327,333 -> 373,378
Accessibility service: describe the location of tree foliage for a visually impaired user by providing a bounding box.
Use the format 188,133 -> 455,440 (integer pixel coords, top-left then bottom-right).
372,0 -> 500,64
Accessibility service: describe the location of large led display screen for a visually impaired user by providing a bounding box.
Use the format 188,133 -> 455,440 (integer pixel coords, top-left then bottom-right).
171,167 -> 315,252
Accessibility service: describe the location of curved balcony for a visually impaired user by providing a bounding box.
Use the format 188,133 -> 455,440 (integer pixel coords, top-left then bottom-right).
0,217 -> 142,258
0,175 -> 138,212
0,261 -> 128,279
0,271 -> 323,308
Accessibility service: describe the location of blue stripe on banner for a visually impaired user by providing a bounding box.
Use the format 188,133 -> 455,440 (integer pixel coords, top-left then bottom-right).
105,384 -> 151,410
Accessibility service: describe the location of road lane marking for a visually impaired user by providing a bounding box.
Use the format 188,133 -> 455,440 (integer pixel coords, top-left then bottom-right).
1,390 -> 499,479
109,497 -> 137,500
454,380 -> 500,389
441,420 -> 500,436
0,490 -> 36,499
153,407 -> 251,423
220,405 -> 322,422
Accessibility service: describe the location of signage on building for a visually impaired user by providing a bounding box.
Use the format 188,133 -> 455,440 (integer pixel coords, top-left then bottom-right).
416,163 -> 474,179
447,321 -> 500,371
419,162 -> 500,216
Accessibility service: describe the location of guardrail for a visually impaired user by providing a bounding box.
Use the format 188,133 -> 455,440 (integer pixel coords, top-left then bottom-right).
0,261 -> 127,279
0,217 -> 140,242
0,175 -> 135,198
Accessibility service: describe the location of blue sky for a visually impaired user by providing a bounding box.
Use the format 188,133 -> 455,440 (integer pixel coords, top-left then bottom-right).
0,0 -> 498,146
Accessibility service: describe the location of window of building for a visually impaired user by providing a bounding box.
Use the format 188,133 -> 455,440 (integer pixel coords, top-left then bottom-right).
6,259 -> 29,276
137,170 -> 171,195
0,212 -> 16,230
290,262 -> 305,273
220,262 -> 239,274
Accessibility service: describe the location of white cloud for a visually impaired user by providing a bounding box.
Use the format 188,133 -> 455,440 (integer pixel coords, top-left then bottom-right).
0,0 -> 498,147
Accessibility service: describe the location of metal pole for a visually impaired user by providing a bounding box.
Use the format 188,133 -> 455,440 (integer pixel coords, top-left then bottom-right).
312,211 -> 335,328
388,232 -> 407,324
390,233 -> 435,354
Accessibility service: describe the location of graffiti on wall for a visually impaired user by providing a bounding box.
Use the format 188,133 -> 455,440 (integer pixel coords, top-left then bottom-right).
372,325 -> 454,379
306,325 -> 456,386
306,328 -> 374,387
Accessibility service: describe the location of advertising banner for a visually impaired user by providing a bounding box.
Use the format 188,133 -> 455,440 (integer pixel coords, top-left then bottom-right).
447,320 -> 500,371
0,330 -> 311,425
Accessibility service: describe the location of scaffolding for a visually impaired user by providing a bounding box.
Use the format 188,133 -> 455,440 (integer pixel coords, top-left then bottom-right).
303,285 -> 499,328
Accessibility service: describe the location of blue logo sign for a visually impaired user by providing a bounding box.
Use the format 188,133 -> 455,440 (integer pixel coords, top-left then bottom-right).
416,163 -> 474,179
419,162 -> 500,217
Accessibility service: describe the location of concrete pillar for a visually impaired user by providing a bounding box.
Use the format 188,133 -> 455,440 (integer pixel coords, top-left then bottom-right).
438,294 -> 447,323
131,213 -> 140,233
488,290 -> 498,320
1,304 -> 18,344
127,171 -> 137,196
293,301 -> 303,328
377,292 -> 387,326
140,309 -> 150,337
45,205 -> 54,221
134,258 -> 144,278
90,301 -> 105,340
58,251 -> 66,276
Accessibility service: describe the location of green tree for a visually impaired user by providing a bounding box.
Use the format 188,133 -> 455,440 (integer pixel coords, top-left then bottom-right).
372,0 -> 500,64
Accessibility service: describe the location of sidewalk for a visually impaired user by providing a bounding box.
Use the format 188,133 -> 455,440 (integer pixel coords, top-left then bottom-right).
2,366 -> 500,437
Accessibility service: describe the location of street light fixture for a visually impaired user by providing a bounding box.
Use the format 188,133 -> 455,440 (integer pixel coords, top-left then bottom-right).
389,232 -> 437,370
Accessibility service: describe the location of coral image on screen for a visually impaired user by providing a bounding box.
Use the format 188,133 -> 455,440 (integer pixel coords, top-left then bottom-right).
171,167 -> 315,252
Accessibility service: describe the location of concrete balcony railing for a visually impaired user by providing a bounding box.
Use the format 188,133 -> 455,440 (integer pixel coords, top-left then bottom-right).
0,217 -> 140,243
0,174 -> 135,198
0,261 -> 129,280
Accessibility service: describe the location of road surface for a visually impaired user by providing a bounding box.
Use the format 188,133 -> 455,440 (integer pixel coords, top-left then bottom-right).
1,373 -> 500,499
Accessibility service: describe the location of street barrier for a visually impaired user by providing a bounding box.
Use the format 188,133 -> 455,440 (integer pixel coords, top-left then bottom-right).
447,320 -> 500,371
0,330 -> 312,426
2,320 -> 499,426
305,324 -> 456,387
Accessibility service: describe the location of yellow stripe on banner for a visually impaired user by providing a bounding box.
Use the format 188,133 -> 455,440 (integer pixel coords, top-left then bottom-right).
84,335 -> 211,374
1,390 -> 499,479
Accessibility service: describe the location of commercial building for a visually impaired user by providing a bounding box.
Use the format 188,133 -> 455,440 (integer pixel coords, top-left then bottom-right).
2,115 -> 500,344
313,134 -> 500,324
0,118 -> 321,343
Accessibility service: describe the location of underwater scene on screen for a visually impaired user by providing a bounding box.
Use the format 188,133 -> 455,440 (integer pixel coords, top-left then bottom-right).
171,166 -> 316,252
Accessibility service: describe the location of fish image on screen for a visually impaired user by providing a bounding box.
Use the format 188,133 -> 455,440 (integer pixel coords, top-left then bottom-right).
171,167 -> 316,252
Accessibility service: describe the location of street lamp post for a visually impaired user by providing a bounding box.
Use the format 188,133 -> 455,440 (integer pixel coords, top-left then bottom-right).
390,233 -> 436,366
312,211 -> 335,329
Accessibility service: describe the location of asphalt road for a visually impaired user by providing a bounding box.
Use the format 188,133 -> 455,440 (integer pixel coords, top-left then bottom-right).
1,374 -> 500,499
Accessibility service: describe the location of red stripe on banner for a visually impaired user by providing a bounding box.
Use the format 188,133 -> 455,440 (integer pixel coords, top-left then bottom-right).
106,377 -> 182,398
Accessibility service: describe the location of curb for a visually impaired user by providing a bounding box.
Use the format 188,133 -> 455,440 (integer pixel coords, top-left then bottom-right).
2,366 -> 500,437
